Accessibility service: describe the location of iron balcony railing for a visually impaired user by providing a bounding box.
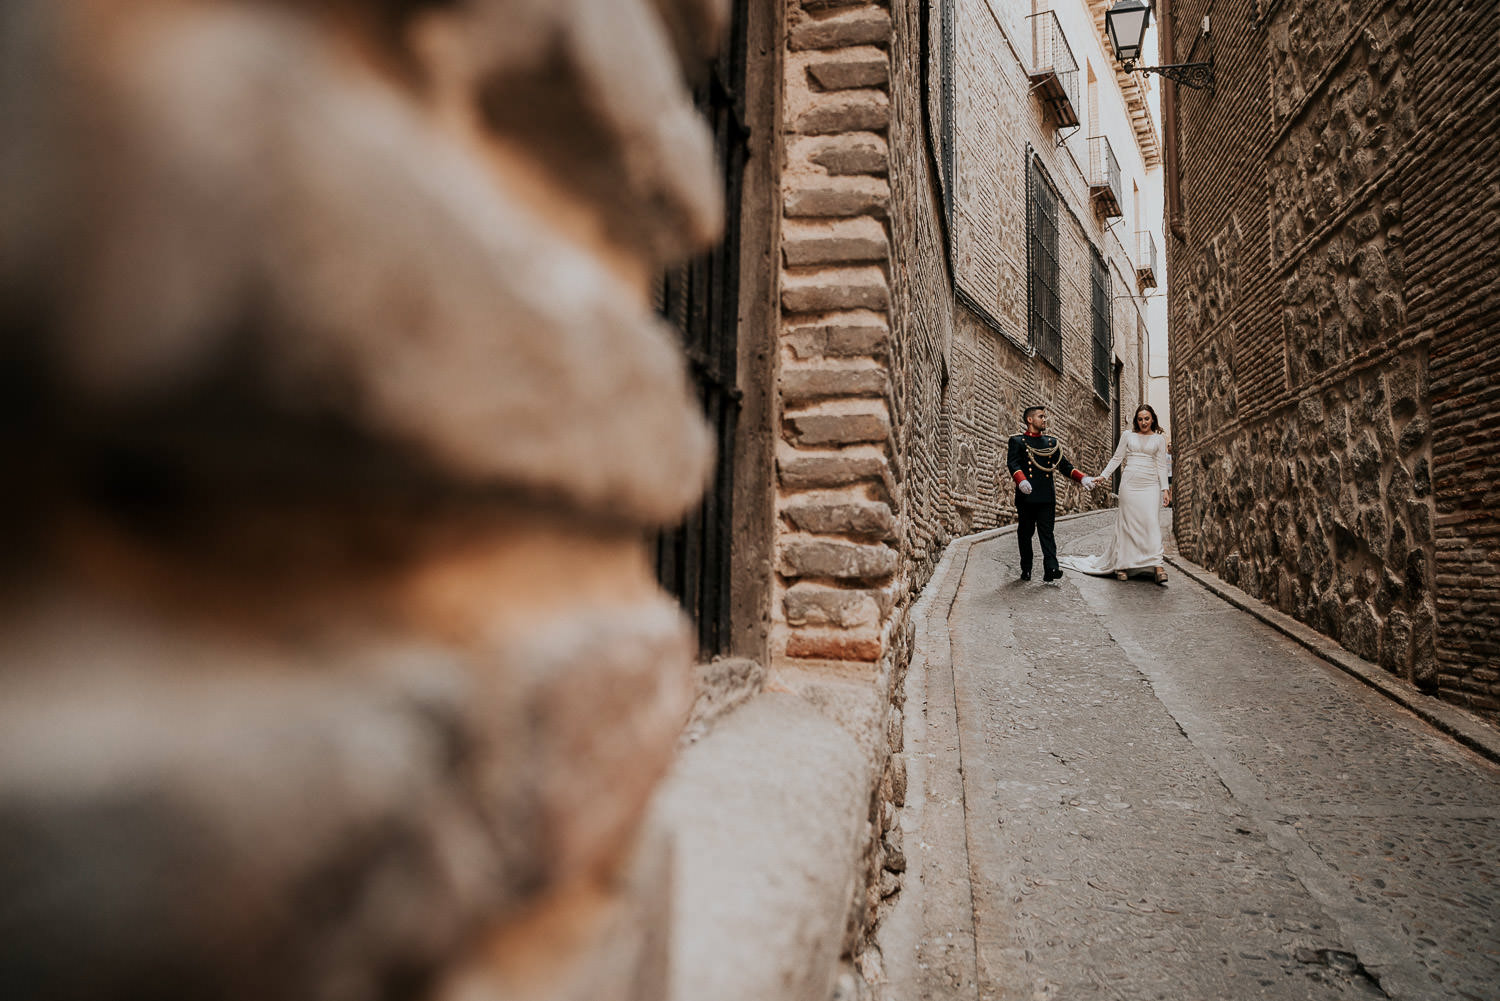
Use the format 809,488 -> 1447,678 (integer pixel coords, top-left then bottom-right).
1136,230 -> 1158,289
1027,11 -> 1079,129
1087,135 -> 1123,218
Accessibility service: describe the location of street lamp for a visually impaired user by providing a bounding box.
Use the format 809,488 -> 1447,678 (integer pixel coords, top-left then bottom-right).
1104,0 -> 1215,93
1104,0 -> 1151,63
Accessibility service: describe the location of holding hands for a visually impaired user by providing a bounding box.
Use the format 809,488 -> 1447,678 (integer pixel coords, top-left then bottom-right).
1082,475 -> 1104,490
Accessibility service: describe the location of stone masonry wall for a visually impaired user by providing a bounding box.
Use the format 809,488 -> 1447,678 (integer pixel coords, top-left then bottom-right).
0,1 -> 730,998
1167,0 -> 1500,716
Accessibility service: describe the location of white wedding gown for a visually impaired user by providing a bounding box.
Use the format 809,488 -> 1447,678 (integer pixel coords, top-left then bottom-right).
1061,431 -> 1170,576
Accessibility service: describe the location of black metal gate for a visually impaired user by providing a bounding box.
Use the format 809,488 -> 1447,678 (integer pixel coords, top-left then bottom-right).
654,1 -> 749,659
1090,247 -> 1111,401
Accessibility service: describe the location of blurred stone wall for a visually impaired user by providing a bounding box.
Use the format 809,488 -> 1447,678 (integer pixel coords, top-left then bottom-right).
1167,0 -> 1500,715
0,1 -> 729,998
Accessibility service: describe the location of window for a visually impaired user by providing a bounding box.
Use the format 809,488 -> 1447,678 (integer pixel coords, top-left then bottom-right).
654,0 -> 748,659
1027,155 -> 1063,370
1090,247 -> 1111,401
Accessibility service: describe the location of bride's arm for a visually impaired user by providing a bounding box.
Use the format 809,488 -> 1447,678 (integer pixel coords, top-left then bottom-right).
1156,435 -> 1171,491
1097,434 -> 1128,482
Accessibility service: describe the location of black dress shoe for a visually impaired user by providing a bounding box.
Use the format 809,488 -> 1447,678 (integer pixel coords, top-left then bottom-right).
1019,569 -> 1032,581
1043,568 -> 1063,582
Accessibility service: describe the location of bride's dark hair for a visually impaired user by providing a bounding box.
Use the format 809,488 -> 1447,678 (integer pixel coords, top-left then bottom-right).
1134,404 -> 1164,434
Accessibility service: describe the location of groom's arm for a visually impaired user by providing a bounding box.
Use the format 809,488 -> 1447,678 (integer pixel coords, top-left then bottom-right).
1006,437 -> 1026,483
1058,452 -> 1086,485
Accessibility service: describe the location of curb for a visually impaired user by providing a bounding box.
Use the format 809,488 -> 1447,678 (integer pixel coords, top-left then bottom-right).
1166,553 -> 1500,766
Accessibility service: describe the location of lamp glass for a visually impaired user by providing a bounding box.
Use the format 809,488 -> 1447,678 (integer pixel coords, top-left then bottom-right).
1105,0 -> 1151,62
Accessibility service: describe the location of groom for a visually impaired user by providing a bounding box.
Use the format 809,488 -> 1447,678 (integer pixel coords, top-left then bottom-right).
1006,406 -> 1096,581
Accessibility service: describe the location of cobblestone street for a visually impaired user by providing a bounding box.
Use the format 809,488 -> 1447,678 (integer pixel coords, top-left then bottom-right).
885,510 -> 1500,1001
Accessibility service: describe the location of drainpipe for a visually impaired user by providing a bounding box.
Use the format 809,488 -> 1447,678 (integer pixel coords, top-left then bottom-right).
1158,0 -> 1186,241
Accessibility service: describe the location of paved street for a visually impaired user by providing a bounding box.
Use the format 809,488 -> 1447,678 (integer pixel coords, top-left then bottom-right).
886,510 -> 1500,1001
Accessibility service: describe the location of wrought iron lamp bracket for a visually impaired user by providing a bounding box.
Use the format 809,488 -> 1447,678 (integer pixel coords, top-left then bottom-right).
1125,57 -> 1215,93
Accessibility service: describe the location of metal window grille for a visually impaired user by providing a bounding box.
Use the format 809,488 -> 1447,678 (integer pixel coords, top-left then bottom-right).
1027,154 -> 1063,371
654,0 -> 748,659
1090,247 -> 1111,401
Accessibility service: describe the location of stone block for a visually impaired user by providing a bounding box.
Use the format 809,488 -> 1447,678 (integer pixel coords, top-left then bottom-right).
792,92 -> 890,135
807,55 -> 890,92
805,134 -> 890,176
778,450 -> 892,492
785,409 -> 892,447
778,537 -> 898,581
450,0 -> 725,260
785,583 -> 883,628
780,362 -> 888,404
785,314 -> 891,359
11,0 -> 714,526
789,8 -> 892,51
0,580 -> 694,1001
783,497 -> 896,538
783,217 -> 889,267
782,267 -> 890,313
681,658 -> 767,744
650,693 -> 869,1001
784,178 -> 890,218
786,628 -> 883,662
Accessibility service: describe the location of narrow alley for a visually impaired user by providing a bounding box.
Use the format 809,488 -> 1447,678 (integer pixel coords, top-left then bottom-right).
884,511 -> 1500,1001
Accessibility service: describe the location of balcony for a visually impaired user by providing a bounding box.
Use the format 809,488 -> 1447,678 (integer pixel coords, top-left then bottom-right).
1136,230 -> 1158,290
1087,136 -> 1123,218
1027,11 -> 1079,129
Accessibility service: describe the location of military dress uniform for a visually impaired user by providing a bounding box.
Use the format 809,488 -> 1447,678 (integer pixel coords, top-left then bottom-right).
1006,430 -> 1085,580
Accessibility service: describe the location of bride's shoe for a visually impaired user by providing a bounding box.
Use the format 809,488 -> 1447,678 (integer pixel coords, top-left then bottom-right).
1115,571 -> 1127,581
1154,566 -> 1168,585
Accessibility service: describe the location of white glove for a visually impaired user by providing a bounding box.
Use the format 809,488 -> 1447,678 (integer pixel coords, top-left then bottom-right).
1017,479 -> 1033,496
1081,476 -> 1096,489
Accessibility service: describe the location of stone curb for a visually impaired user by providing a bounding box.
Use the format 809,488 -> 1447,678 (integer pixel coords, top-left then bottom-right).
652,692 -> 869,1001
1165,554 -> 1500,766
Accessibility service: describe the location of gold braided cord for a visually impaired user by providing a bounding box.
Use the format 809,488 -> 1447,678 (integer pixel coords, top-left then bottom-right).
1025,440 -> 1062,472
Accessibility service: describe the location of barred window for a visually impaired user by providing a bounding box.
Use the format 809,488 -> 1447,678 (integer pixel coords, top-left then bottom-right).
1090,247 -> 1111,401
1027,157 -> 1062,370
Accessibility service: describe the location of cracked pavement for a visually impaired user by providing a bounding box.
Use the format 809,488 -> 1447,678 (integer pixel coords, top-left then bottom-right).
890,510 -> 1500,1001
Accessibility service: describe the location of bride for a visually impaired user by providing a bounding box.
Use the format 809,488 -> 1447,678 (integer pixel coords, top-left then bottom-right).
1062,404 -> 1173,584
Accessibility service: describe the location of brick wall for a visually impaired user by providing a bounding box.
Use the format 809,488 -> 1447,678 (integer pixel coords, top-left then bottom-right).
1167,0 -> 1500,715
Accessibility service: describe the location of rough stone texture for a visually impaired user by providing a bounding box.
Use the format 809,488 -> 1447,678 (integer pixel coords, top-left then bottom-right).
785,313 -> 892,359
1167,0 -> 1499,716
802,133 -> 892,176
785,583 -> 885,628
680,658 -> 767,744
783,216 -> 890,266
788,7 -> 893,51
782,266 -> 891,313
784,496 -> 897,537
784,177 -> 892,218
786,409 -> 893,448
807,53 -> 891,92
778,537 -> 900,582
778,448 -> 895,493
780,361 -> 890,404
649,693 -> 870,1001
0,0 -> 724,998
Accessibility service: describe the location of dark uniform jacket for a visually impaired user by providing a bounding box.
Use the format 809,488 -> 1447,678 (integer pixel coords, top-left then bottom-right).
1006,432 -> 1081,507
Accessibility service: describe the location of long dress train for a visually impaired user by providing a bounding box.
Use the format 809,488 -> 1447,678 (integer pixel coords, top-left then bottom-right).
1060,431 -> 1170,576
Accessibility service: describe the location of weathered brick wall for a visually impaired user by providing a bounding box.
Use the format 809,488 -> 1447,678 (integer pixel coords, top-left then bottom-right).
0,1 -> 728,998
1167,0 -> 1499,715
